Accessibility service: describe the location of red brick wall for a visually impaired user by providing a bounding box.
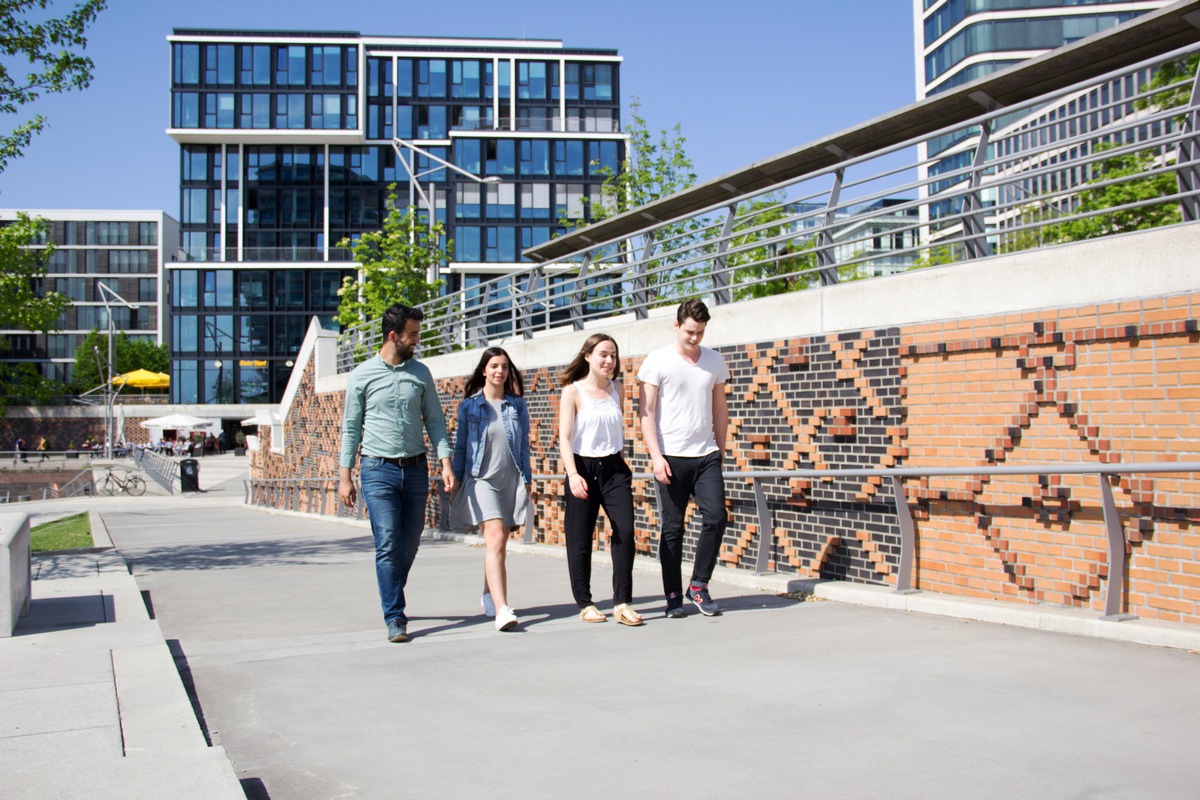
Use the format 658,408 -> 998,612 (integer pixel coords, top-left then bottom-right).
256,291 -> 1200,625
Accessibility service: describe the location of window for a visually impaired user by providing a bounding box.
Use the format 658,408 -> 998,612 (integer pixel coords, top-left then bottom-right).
520,226 -> 550,257
202,314 -> 235,354
239,315 -> 270,354
174,92 -> 200,127
486,183 -> 515,219
591,140 -> 619,175
485,227 -> 516,262
241,93 -> 270,128
520,183 -> 551,219
520,140 -> 549,176
138,278 -> 157,303
241,45 -> 271,85
173,315 -> 198,353
456,139 -> 481,174
175,44 -> 200,85
583,64 -> 613,101
107,251 -> 151,273
205,44 -> 235,85
418,59 -> 447,97
485,140 -> 515,175
555,141 -> 584,176
237,271 -> 270,308
138,222 -> 157,246
451,60 -> 482,98
457,226 -> 481,261
55,278 -> 87,301
555,183 -> 586,220
518,62 -> 549,100
456,184 -> 481,218
311,46 -> 343,86
397,58 -> 413,97
278,46 -> 306,86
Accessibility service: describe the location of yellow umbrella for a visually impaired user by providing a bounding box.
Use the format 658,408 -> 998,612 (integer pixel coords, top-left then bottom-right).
112,369 -> 170,389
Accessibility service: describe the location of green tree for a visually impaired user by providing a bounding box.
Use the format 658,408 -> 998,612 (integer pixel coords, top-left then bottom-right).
728,194 -> 819,300
335,184 -> 450,331
564,98 -> 705,306
0,0 -> 107,174
70,329 -> 168,392
0,212 -> 69,331
1002,55 -> 1197,253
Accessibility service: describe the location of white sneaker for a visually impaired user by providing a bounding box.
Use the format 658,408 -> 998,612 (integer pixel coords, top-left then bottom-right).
495,605 -> 518,632
481,592 -> 496,618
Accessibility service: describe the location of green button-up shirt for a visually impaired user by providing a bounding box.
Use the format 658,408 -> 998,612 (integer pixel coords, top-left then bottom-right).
340,354 -> 452,469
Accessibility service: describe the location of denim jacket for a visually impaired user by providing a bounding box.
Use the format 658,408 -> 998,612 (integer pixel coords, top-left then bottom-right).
451,392 -> 532,485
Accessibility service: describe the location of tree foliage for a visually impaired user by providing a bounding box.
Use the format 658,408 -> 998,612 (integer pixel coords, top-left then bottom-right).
0,0 -> 107,174
0,211 -> 69,332
565,98 -> 706,306
728,194 -> 818,300
335,184 -> 450,330
70,329 -> 168,392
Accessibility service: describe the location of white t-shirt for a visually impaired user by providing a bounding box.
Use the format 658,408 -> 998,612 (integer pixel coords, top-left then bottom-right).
637,345 -> 729,457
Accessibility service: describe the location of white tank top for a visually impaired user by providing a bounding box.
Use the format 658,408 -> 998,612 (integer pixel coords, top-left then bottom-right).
570,381 -> 624,457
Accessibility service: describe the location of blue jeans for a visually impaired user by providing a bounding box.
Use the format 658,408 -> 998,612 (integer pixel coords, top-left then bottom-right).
359,456 -> 429,624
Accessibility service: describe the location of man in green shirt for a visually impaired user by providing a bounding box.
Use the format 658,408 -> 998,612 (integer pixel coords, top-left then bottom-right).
339,304 -> 456,643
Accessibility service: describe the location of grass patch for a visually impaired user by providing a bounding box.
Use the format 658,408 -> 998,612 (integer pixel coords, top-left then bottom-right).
31,512 -> 93,552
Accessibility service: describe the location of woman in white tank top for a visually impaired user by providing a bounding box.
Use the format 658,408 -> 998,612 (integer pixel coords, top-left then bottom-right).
557,333 -> 643,626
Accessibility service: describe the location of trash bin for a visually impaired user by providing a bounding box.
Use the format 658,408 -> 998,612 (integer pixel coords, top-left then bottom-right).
180,458 -> 200,493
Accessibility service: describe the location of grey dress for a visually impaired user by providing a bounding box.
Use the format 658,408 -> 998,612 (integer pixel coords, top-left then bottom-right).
451,399 -> 529,529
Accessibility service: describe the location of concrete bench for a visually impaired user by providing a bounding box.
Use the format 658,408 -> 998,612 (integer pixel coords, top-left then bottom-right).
1,511 -> 31,636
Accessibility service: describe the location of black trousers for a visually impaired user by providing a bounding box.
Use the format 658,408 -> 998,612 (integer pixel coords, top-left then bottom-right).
564,453 -> 636,607
657,451 -> 726,603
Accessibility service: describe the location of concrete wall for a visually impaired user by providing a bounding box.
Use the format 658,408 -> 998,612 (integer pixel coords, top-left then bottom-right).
1,512 -> 31,636
251,223 -> 1200,625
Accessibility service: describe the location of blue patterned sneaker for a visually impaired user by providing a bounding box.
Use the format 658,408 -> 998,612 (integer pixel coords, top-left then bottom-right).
665,590 -> 686,618
481,592 -> 496,618
386,618 -> 408,643
686,582 -> 721,616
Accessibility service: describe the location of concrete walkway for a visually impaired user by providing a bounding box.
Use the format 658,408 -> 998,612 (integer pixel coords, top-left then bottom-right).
3,459 -> 1200,798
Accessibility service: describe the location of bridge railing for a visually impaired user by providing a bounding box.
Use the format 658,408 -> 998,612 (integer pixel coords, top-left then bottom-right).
246,460 -> 1200,621
336,36 -> 1200,365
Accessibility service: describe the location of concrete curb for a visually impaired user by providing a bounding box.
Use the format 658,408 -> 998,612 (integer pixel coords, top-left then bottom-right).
89,510 -> 114,549
243,503 -> 1200,652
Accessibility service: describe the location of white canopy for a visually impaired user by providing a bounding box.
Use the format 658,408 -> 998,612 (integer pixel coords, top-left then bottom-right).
139,413 -> 217,430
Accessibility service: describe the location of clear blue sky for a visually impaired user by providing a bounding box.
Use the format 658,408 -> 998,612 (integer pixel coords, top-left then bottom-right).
0,0 -> 917,215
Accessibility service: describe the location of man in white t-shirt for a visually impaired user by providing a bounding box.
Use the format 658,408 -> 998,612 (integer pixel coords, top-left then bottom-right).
637,299 -> 730,617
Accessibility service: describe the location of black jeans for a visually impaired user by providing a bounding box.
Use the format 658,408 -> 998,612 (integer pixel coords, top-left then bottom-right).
657,451 -> 726,604
564,453 -> 636,607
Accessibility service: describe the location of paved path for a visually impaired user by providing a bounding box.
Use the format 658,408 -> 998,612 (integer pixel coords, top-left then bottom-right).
4,459 -> 1200,799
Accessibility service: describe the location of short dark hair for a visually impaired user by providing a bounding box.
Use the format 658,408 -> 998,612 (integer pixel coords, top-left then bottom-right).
381,304 -> 424,339
676,299 -> 710,325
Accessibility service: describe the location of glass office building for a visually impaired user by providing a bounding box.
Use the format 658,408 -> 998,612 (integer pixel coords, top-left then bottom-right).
0,209 -> 178,388
914,1 -> 1171,232
167,30 -> 624,403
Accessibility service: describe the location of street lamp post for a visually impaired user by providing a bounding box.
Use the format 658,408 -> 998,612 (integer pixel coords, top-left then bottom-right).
214,360 -> 224,404
391,139 -> 501,275
95,283 -> 139,460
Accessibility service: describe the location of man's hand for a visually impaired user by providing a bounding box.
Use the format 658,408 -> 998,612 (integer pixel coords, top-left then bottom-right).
338,474 -> 357,507
652,454 -> 672,484
441,459 -> 457,494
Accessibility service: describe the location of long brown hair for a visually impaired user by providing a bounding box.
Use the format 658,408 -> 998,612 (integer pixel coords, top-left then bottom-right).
557,333 -> 621,387
464,347 -> 524,397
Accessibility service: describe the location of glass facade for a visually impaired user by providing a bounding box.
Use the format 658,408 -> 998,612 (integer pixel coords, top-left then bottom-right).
0,212 -> 171,387
169,31 -> 625,403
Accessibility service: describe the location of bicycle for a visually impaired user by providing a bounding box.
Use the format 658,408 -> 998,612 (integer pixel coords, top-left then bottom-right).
98,468 -> 147,497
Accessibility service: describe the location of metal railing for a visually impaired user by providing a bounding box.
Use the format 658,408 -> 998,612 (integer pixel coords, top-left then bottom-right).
173,247 -> 354,263
245,461 -> 1199,621
134,448 -> 177,494
336,40 -> 1200,365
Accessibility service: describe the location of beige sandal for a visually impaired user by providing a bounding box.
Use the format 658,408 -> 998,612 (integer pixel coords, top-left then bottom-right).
612,603 -> 644,626
580,605 -> 607,623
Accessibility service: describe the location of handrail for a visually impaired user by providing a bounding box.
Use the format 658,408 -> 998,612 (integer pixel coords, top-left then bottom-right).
332,24 -> 1200,365
246,460 -> 1200,621
133,448 -> 177,495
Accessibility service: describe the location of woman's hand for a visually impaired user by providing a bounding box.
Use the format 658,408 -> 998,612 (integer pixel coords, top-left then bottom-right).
567,472 -> 588,500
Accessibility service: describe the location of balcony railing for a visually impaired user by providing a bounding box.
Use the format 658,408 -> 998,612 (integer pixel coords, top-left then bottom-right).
335,18 -> 1200,367
173,247 -> 355,263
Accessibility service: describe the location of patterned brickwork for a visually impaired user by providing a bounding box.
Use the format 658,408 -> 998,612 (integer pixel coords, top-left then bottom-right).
902,293 -> 1200,623
253,291 -> 1200,625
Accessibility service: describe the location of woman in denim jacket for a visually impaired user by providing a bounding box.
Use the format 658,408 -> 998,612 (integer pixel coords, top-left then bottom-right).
451,346 -> 531,631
